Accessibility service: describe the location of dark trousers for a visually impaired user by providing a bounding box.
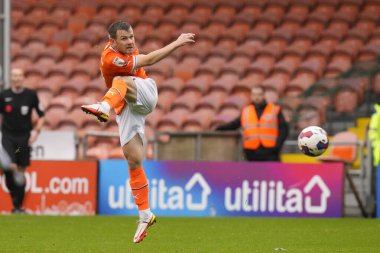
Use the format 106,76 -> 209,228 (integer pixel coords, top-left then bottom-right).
244,147 -> 280,162
2,132 -> 29,211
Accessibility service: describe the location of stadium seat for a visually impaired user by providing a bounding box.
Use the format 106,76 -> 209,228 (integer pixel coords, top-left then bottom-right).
334,82 -> 362,113
223,56 -> 251,77
171,90 -> 202,112
197,21 -> 226,42
183,73 -> 215,95
295,106 -> 324,130
117,6 -> 141,26
358,44 -> 380,61
324,55 -> 352,78
23,72 -> 43,91
318,131 -> 358,164
234,40 -> 263,58
219,93 -> 249,112
78,121 -> 104,146
108,147 -> 124,159
262,72 -> 289,95
269,28 -> 296,46
75,1 -> 96,19
209,73 -> 240,94
133,21 -> 154,42
187,4 -> 213,27
307,42 -> 336,60
372,73 -> 380,95
161,4 -> 189,26
283,2 -> 310,24
181,37 -> 213,61
36,88 -> 53,109
39,74 -> 68,94
157,90 -> 177,112
273,55 -> 301,76
58,77 -> 87,99
178,22 -> 202,37
245,29 -> 271,44
287,72 -> 317,93
232,73 -> 265,95
72,60 -> 100,80
149,20 -> 177,44
235,2 -> 262,25
182,108 -> 216,131
33,57 -> 56,75
49,95 -> 74,112
158,77 -> 185,94
291,28 -> 318,47
221,21 -> 251,43
333,39 -> 363,60
11,56 -> 32,71
210,4 -> 236,26
143,5 -> 164,26
146,108 -> 164,129
196,56 -> 226,77
246,55 -> 275,77
157,107 -> 189,131
172,56 -> 201,82
38,17 -> 62,42
38,46 -> 63,62
86,144 -> 110,160
210,107 -> 241,130
207,37 -> 238,59
81,77 -> 105,98
195,91 -> 227,112
19,40 -> 46,61
145,57 -> 174,78
44,105 -> 68,129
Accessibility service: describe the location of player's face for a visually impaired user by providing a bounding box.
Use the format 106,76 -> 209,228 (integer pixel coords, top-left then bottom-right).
11,68 -> 25,90
114,28 -> 135,54
251,87 -> 265,105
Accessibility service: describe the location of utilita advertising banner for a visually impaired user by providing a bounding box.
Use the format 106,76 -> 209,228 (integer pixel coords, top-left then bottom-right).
0,161 -> 97,215
98,160 -> 344,217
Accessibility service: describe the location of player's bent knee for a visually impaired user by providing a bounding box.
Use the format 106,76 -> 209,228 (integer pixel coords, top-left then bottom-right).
127,159 -> 142,170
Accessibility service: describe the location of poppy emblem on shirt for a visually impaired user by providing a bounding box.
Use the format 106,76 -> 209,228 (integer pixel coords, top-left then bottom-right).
112,56 -> 128,67
5,105 -> 12,113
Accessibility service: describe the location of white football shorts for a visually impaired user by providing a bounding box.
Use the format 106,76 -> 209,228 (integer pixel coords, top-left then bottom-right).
116,77 -> 158,147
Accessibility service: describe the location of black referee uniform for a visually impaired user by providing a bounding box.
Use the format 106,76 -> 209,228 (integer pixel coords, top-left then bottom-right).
0,87 -> 45,212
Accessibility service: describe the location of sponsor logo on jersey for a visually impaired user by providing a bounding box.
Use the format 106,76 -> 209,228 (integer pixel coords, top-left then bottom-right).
21,105 -> 29,115
112,56 -> 128,67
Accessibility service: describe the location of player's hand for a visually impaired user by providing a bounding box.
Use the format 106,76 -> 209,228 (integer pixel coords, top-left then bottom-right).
28,130 -> 39,145
176,33 -> 195,46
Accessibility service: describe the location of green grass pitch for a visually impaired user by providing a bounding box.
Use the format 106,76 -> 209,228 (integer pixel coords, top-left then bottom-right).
1,215 -> 379,253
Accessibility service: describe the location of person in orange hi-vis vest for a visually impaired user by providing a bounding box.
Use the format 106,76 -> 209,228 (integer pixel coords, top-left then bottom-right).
215,86 -> 288,161
81,20 -> 195,243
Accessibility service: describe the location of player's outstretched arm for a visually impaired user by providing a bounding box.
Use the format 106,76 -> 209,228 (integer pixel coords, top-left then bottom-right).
135,33 -> 195,68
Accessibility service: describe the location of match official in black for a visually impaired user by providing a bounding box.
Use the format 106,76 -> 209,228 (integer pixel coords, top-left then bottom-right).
0,68 -> 45,213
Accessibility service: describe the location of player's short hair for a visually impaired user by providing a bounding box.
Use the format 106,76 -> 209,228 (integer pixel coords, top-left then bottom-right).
108,20 -> 131,39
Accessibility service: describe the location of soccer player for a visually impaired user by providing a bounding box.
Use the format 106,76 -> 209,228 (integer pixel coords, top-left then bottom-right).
81,20 -> 195,243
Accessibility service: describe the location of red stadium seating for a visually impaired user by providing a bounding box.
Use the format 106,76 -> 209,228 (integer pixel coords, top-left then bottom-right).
12,0 -> 380,159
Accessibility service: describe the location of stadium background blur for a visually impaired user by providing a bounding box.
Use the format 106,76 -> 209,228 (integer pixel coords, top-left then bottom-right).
0,0 -> 380,252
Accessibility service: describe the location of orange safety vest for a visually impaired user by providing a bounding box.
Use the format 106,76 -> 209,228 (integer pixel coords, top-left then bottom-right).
241,103 -> 280,149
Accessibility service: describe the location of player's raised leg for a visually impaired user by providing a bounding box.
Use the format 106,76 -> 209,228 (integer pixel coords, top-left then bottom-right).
122,134 -> 156,243
81,76 -> 136,122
